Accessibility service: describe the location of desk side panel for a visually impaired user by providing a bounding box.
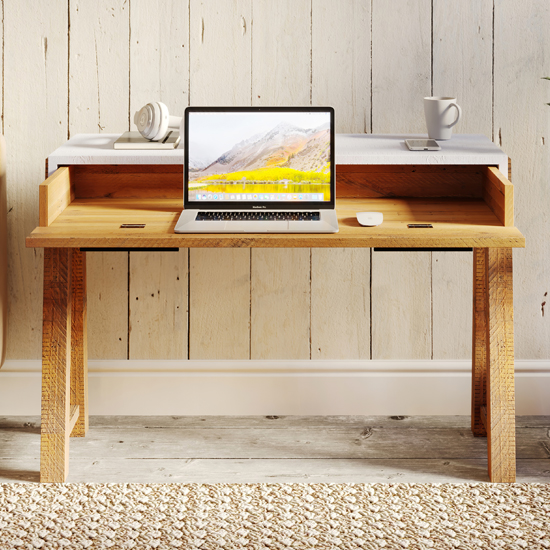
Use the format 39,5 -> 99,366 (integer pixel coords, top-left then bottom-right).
39,167 -> 74,227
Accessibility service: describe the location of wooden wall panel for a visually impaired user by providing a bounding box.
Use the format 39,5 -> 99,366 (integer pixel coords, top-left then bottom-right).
129,0 -> 189,117
4,1 -> 68,358
311,0 -> 371,359
312,0 -> 370,134
3,1 -> 549,368
494,0 -> 550,359
371,251 -> 431,359
129,251 -> 187,359
251,249 -> 310,359
128,0 -> 189,359
371,0 -> 432,359
311,249 -> 370,359
69,0 -> 130,359
250,0 -> 311,359
188,0 -> 252,359
431,1 -> 493,359
189,249 -> 250,359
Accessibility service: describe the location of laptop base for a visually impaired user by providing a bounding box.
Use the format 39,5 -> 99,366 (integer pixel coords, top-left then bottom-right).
174,209 -> 339,234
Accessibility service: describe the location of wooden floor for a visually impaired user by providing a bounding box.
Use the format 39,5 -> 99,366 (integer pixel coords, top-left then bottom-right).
1,416 -> 549,484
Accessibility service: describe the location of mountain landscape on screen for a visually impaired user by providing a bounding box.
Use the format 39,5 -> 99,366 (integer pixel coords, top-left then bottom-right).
189,122 -> 330,184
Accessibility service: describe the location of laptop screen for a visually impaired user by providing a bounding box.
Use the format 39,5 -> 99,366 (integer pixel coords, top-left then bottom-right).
184,107 -> 335,210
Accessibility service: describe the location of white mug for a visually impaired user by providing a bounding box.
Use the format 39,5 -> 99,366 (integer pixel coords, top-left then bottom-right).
424,96 -> 462,140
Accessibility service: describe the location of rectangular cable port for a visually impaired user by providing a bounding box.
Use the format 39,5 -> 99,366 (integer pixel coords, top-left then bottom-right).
120,223 -> 146,228
407,223 -> 433,228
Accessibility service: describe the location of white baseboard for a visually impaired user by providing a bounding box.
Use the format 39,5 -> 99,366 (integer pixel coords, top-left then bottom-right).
1,359 -> 549,416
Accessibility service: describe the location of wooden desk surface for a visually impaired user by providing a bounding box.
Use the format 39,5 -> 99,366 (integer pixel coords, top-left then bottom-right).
26,197 -> 525,249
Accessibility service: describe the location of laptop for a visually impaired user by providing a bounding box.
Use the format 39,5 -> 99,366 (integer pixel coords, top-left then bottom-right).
174,106 -> 339,234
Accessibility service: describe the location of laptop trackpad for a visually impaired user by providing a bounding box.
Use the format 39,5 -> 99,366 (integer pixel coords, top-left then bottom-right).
227,221 -> 289,233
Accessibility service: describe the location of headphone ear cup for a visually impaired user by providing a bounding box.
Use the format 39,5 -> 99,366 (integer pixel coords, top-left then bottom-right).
134,103 -> 156,139
151,102 -> 170,141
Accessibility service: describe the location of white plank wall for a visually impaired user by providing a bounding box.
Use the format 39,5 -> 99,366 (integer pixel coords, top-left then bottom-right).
188,0 -> 252,359
494,0 -> 550,359
251,1 -> 311,359
4,2 -> 67,358
430,1 -> 493,359
2,0 -> 549,380
371,0 -> 432,360
311,0 -> 370,134
129,251 -> 188,359
311,0 -> 371,359
128,0 -> 189,359
69,0 -> 130,359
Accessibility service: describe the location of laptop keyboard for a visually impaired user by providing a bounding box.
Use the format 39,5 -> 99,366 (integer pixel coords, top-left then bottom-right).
196,211 -> 321,222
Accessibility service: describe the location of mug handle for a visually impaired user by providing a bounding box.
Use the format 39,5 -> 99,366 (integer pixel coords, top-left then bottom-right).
448,103 -> 462,128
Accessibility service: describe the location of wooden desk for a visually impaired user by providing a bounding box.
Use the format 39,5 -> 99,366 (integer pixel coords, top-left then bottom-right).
26,134 -> 525,483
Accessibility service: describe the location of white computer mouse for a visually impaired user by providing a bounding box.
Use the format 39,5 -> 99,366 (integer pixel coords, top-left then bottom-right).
356,212 -> 383,227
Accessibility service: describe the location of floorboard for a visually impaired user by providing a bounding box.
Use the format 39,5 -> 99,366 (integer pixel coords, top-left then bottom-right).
0,416 -> 549,483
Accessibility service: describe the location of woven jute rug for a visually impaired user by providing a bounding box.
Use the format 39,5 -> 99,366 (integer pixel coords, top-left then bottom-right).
0,483 -> 549,549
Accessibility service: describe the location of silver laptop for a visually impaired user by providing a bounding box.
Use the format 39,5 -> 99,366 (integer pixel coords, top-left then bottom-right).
175,106 -> 338,234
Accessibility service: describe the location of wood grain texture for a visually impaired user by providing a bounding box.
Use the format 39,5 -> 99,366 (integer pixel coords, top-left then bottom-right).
70,249 -> 88,437
432,0 -> 493,135
69,0 -> 130,360
3,415 -> 550,483
69,0 -> 130,134
252,0 -> 310,107
129,0 -> 189,119
188,0 -> 252,360
86,252 -> 128,359
41,248 -> 72,483
336,165 -> 485,198
4,1 -> 68,359
251,248 -> 310,359
129,0 -> 189,361
472,248 -> 488,436
189,0 -> 251,106
71,165 -> 184,199
68,164 -> 488,199
486,247 -> 516,482
312,0 -> 370,133
372,0 -> 431,134
26,196 -> 526,249
371,0 -> 432,361
39,167 -> 74,227
0,137 -> 7,368
311,249 -> 370,359
3,0 -> 548,381
189,249 -> 250,359
129,250 -> 187,359
250,0 -> 311,360
484,166 -> 514,227
494,0 -> 550,360
371,251 -> 432,359
432,250 -> 473,360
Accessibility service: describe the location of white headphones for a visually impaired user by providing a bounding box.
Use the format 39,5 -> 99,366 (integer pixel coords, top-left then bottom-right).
133,102 -> 182,141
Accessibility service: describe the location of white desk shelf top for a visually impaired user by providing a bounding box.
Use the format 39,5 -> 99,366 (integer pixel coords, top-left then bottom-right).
48,133 -> 508,176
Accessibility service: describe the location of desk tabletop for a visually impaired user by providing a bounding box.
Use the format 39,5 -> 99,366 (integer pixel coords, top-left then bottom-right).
48,134 -> 508,175
26,197 -> 525,249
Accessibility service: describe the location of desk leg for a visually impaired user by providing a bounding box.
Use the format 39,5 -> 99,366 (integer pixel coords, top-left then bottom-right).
70,249 -> 88,437
41,248 -> 73,482
472,248 -> 516,482
472,248 -> 488,436
486,248 -> 516,482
